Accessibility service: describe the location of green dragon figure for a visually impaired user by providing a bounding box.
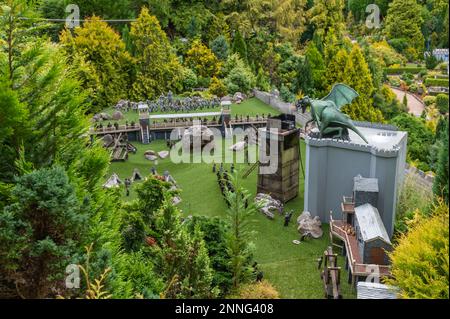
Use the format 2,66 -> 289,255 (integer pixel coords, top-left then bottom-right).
296,83 -> 369,144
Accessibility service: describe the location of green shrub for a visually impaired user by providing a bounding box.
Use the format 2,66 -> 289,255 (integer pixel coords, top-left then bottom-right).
423,96 -> 437,106
436,94 -> 449,114
425,78 -> 449,87
385,67 -> 426,75
386,201 -> 449,299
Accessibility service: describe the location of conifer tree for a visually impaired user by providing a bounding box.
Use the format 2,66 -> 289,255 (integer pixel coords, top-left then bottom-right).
341,45 -> 384,122
0,166 -> 85,298
305,42 -> 326,96
224,175 -> 261,290
185,39 -> 221,78
130,7 -> 183,100
384,0 -> 425,54
60,16 -> 133,111
325,48 -> 349,91
232,30 -> 248,63
308,0 -> 345,39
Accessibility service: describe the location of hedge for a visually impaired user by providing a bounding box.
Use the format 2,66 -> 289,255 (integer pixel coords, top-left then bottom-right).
425,78 -> 450,87
385,67 -> 426,75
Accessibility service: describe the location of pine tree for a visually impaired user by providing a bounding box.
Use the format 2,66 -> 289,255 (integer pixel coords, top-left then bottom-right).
154,203 -> 216,298
294,56 -> 314,96
305,42 -> 326,96
325,48 -> 349,91
384,0 -> 425,54
130,7 -> 183,100
232,30 -> 248,64
341,45 -> 385,122
224,174 -> 261,290
0,1 -> 93,175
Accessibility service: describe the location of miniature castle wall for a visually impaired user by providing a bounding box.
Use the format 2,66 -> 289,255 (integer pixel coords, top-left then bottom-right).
303,124 -> 408,238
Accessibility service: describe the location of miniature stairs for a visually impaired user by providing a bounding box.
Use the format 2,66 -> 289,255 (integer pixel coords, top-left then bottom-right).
141,127 -> 150,144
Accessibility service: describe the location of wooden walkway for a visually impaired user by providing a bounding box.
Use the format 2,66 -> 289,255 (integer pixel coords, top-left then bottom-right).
330,219 -> 391,281
89,118 -> 268,136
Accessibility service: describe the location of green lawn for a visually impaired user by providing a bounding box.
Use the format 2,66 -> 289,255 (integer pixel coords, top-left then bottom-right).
107,137 -> 356,299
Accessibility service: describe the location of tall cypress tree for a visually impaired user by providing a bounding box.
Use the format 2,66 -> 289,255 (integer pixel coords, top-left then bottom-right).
232,30 -> 248,64
130,7 -> 183,100
341,45 -> 384,122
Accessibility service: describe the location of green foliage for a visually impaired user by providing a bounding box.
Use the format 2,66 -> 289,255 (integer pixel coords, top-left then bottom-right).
425,53 -> 439,70
391,113 -> 434,169
294,56 -> 314,96
153,203 -> 217,299
185,39 -> 221,78
134,176 -> 172,225
308,0 -> 345,39
223,54 -> 256,94
60,17 -> 133,112
305,42 -> 326,96
395,174 -> 433,235
180,67 -> 198,92
255,67 -> 271,92
0,79 -> 26,178
386,201 -> 449,299
385,67 -> 426,75
336,44 -> 384,122
0,166 -> 85,298
373,85 -> 407,120
425,78 -> 450,87
224,174 -> 261,290
232,30 -> 248,63
436,94 -> 449,114
384,0 -> 425,54
280,84 -> 295,102
210,35 -> 229,60
433,119 -> 449,203
424,96 -> 437,106
130,7 -> 183,100
185,216 -> 234,297
209,76 -> 228,97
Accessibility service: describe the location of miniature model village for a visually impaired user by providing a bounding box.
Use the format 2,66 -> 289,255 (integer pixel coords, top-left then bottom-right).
94,84 -> 406,299
2,1 -> 448,301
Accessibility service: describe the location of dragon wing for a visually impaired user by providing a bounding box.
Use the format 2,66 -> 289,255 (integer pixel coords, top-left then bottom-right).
321,83 -> 359,110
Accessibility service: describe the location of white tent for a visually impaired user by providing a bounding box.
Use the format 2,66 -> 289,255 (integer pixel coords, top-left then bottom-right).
103,173 -> 122,188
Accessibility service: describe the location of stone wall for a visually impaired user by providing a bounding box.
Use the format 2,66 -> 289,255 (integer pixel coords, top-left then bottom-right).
404,164 -> 434,192
253,90 -> 294,114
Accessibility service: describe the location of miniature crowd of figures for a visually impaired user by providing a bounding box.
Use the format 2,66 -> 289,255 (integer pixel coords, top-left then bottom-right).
114,91 -> 221,113
214,164 -> 240,207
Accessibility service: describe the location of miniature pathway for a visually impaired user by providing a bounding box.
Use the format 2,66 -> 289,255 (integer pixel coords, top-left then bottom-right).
390,86 -> 425,117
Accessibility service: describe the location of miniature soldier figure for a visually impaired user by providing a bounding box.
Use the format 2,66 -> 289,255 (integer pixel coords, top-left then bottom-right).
151,167 -> 157,175
212,163 -> 217,173
284,210 -> 293,227
124,178 -> 131,197
230,163 -> 235,174
253,262 -> 264,282
219,163 -> 224,174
